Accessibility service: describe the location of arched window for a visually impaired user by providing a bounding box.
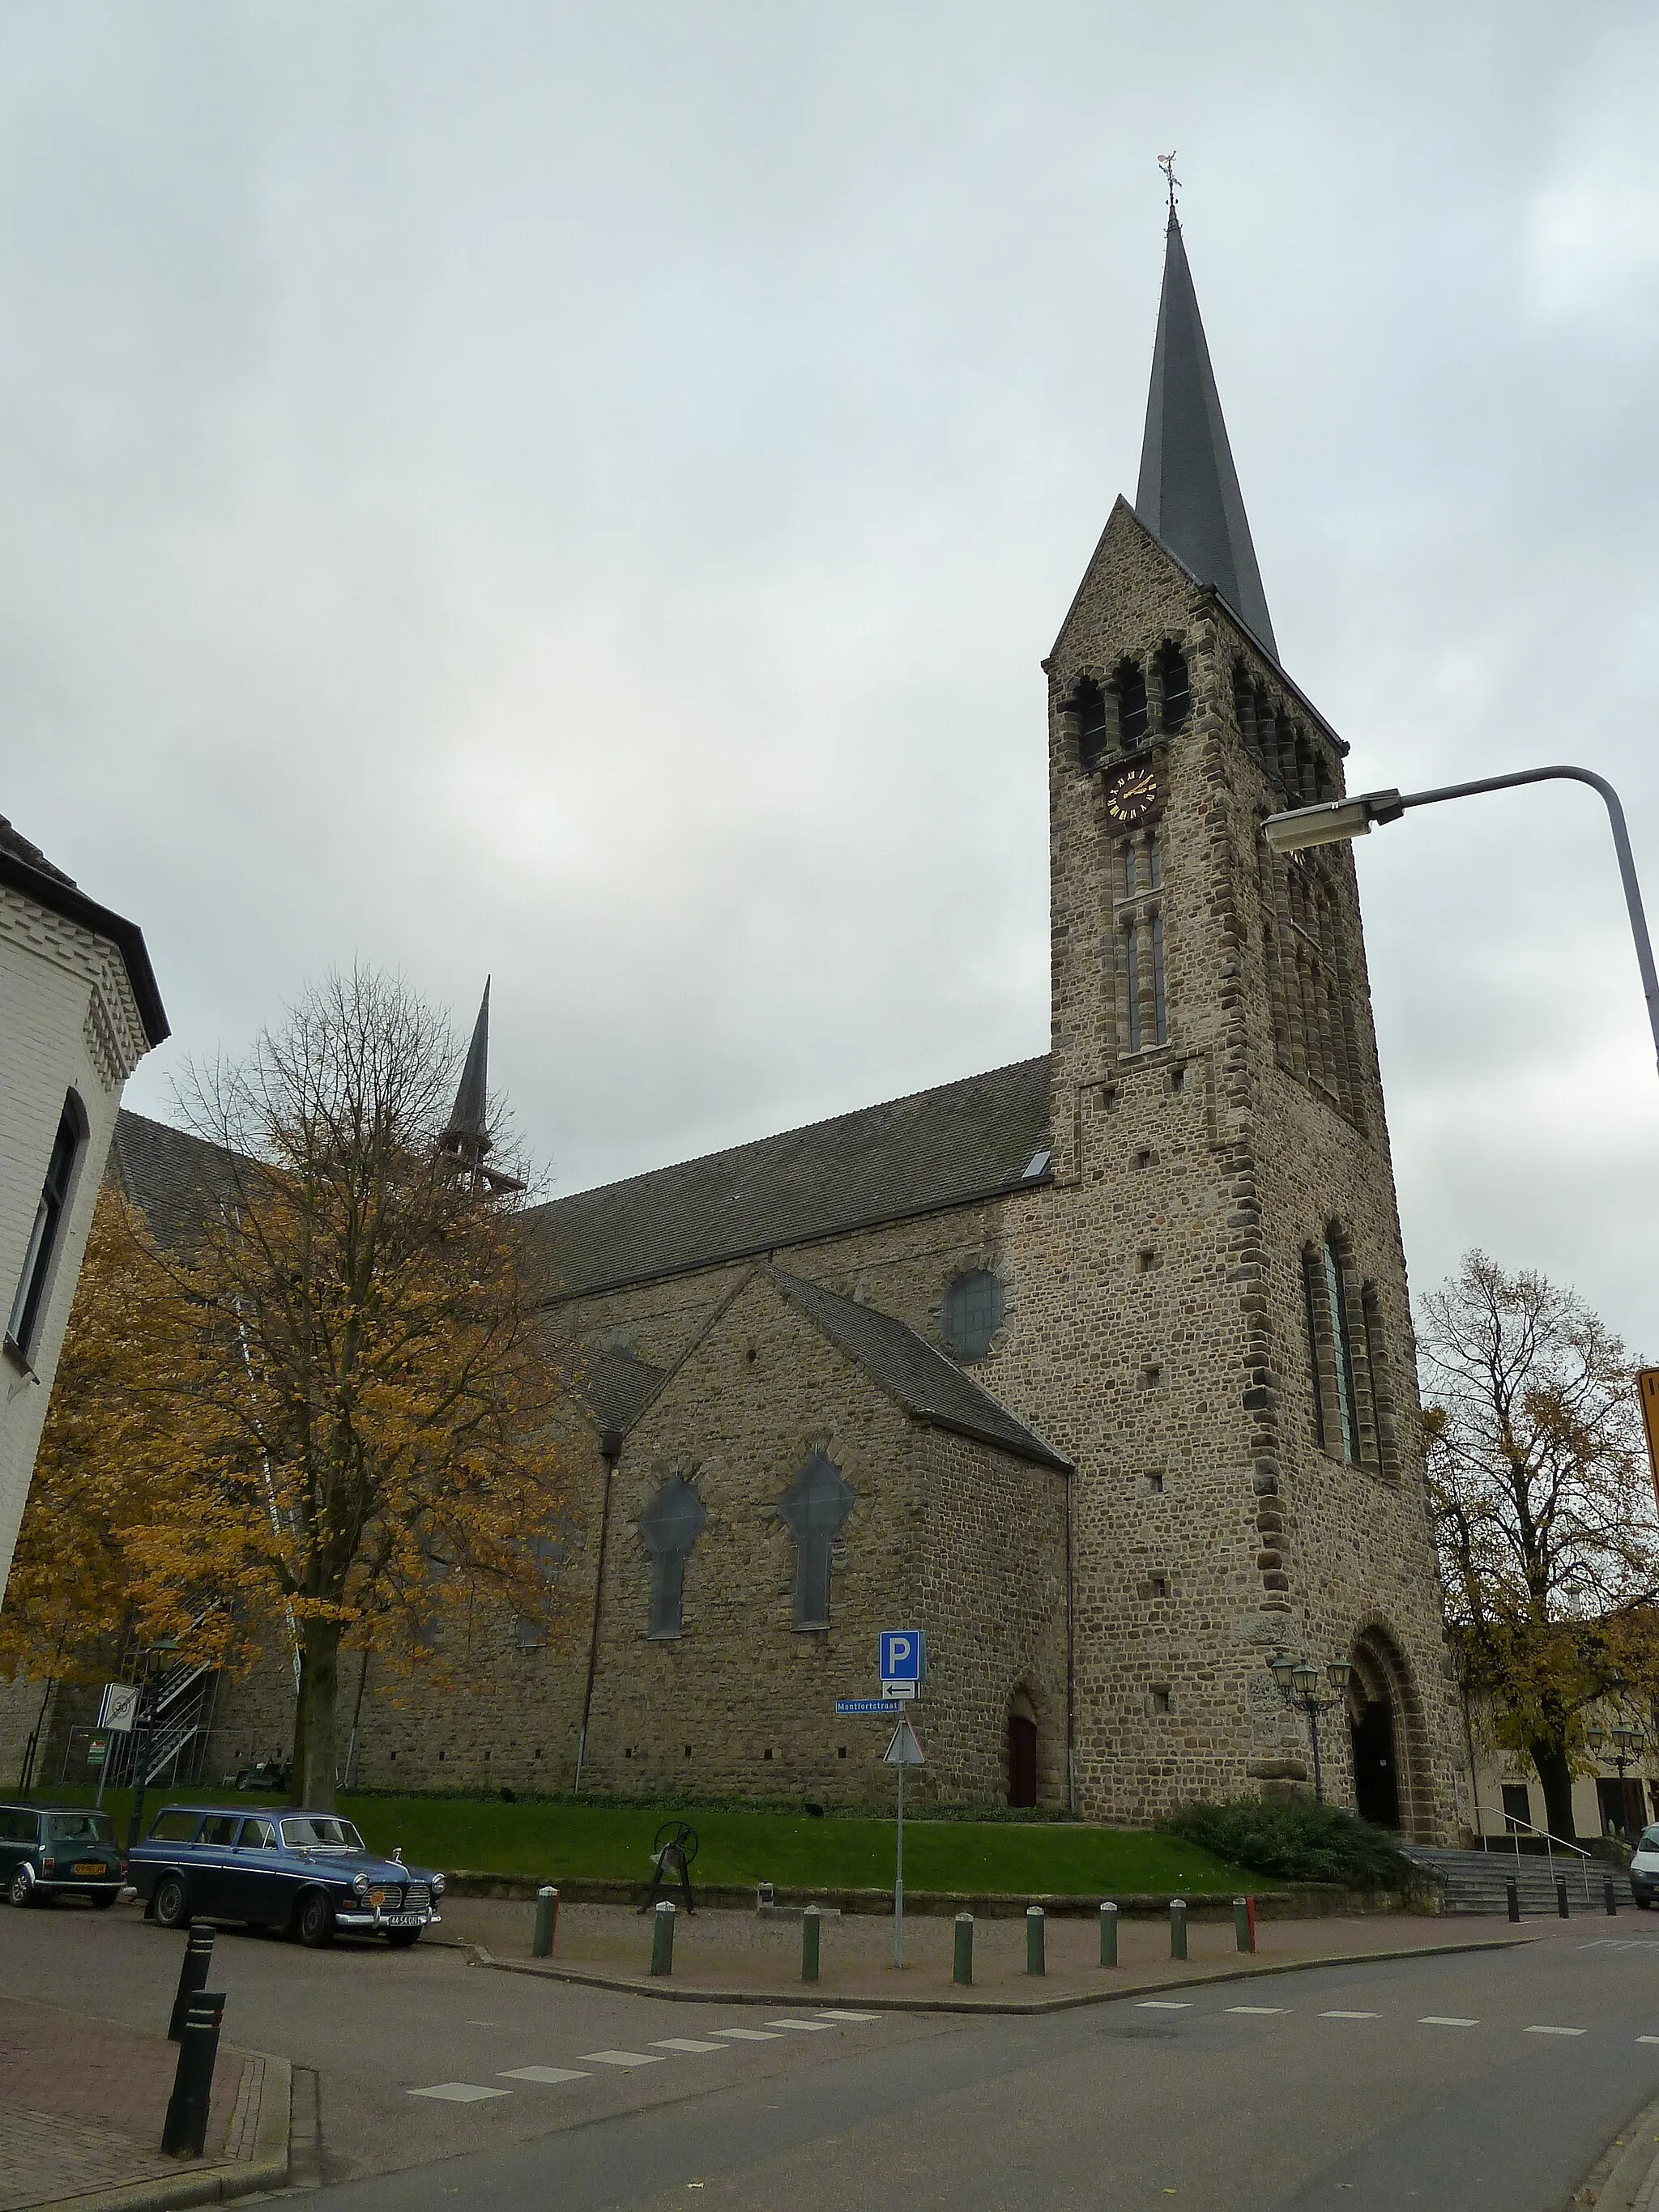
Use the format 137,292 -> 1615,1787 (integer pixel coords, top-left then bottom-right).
1321,1235 -> 1360,1464
1124,918 -> 1142,1050
943,1269 -> 1004,1362
778,1451 -> 853,1630
1233,661 -> 1257,750
1116,661 -> 1149,747
1156,643 -> 1190,732
6,1093 -> 87,1362
638,1476 -> 706,1639
1074,679 -> 1109,773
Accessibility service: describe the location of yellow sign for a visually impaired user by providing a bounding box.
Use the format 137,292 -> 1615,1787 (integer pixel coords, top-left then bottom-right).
1637,1370 -> 1659,1515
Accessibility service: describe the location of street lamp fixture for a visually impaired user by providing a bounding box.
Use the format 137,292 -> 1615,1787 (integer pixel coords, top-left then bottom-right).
1261,765 -> 1659,1077
1266,1652 -> 1355,1806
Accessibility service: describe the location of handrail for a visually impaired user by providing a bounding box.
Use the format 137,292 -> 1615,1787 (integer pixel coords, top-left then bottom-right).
1475,1805 -> 1595,1902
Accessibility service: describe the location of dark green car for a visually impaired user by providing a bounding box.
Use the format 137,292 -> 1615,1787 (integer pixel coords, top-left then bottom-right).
0,1804 -> 125,1907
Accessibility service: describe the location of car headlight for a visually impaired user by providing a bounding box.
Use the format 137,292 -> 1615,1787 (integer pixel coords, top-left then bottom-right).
430,1874 -> 446,1898
352,1873 -> 371,1899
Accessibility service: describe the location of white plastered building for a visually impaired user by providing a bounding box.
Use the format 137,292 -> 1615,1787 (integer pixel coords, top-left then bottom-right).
0,815 -> 167,1597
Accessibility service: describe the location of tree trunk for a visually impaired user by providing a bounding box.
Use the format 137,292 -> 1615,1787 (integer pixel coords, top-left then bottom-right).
1530,1737 -> 1577,1843
293,1619 -> 343,1810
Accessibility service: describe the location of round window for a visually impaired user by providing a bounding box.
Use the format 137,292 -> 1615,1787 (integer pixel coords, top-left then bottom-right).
943,1270 -> 1005,1362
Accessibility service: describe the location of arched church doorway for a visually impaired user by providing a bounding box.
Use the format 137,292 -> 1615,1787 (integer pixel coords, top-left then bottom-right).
1350,1694 -> 1400,1830
1348,1625 -> 1427,1836
1008,1691 -> 1038,1809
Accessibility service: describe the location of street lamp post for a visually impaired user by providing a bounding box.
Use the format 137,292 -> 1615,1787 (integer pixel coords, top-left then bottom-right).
1588,1721 -> 1647,1841
1268,1652 -> 1354,1805
123,1636 -> 178,1855
1262,766 -> 1659,1078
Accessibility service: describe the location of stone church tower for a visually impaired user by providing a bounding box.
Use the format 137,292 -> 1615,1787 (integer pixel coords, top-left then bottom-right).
996,207 -> 1461,1833
45,211 -> 1462,1840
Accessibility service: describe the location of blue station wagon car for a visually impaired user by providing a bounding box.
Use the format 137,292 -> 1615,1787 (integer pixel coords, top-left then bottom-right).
0,1804 -> 125,1907
127,1806 -> 445,1947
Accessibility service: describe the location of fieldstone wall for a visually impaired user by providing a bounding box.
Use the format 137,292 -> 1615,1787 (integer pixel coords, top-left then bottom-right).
578,1270 -> 1066,1808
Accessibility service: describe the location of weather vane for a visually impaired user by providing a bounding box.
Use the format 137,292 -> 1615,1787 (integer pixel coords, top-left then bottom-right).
1158,151 -> 1180,216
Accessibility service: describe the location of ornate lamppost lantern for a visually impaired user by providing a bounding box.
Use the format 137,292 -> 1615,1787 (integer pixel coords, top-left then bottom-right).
1268,1651 -> 1354,1806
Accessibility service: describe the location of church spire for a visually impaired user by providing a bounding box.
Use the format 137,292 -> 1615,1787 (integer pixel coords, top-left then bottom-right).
1134,207 -> 1277,658
442,978 -> 494,1164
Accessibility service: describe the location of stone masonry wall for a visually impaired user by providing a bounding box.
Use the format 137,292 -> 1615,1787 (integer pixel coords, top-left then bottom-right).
578,1271 -> 1065,1808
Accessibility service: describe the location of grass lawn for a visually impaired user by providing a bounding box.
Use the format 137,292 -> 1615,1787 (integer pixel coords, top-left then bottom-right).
46,1784 -> 1256,1895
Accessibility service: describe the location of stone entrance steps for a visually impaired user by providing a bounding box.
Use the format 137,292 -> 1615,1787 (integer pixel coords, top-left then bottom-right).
1404,1846 -> 1631,1916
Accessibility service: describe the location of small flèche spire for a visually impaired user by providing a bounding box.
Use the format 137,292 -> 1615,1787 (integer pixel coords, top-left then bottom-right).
440,978 -> 527,1192
443,978 -> 494,1162
1134,159 -> 1278,658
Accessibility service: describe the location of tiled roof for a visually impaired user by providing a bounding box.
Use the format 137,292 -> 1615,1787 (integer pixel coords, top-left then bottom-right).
772,1268 -> 1069,1472
0,813 -> 75,886
525,1057 -> 1053,1300
108,1110 -> 241,1247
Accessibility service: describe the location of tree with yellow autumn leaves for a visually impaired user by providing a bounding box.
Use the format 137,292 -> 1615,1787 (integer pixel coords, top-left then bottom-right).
1,969 -> 572,1808
1423,1251 -> 1659,1842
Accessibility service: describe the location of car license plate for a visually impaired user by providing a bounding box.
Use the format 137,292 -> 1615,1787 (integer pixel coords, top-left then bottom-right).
383,1911 -> 423,1927
71,1862 -> 107,1877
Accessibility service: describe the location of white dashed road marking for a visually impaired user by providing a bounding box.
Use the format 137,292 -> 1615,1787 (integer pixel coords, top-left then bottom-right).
714,2028 -> 783,2042
1419,2017 -> 1478,2028
500,2066 -> 590,2084
409,2083 -> 511,2102
651,2039 -> 727,2053
814,2010 -> 882,2022
767,2018 -> 839,2031
1226,2006 -> 1286,2016
1525,2026 -> 1586,2037
1137,2001 -> 1192,2011
1320,2011 -> 1381,2019
578,2051 -> 664,2069
1639,2035 -> 1659,2044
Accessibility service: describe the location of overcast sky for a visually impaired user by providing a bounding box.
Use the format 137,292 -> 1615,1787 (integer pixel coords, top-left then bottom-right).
6,2 -> 1659,1353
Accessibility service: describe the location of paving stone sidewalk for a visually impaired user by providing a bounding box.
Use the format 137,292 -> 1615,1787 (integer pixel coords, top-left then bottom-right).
0,1995 -> 249,2212
439,1896 -> 1531,2010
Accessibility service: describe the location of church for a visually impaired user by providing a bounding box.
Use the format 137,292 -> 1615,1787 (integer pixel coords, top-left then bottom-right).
74,211 -> 1464,1837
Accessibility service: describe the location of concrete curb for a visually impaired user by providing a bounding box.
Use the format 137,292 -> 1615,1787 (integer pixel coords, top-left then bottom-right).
1575,2082 -> 1659,2209
469,1933 -> 1532,2017
19,2051 -> 292,2212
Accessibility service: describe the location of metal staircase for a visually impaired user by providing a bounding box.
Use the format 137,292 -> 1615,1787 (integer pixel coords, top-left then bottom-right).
106,1620 -> 220,1788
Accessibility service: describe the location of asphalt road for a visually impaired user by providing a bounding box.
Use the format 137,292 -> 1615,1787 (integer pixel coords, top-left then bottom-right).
7,1904 -> 1659,2208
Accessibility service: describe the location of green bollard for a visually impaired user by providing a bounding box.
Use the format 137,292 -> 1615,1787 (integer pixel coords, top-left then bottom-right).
650,1899 -> 676,1975
1233,1895 -> 1255,1954
1099,1899 -> 1119,1967
1026,1904 -> 1046,1976
532,1885 -> 559,1958
1169,1897 -> 1188,1961
801,1905 -> 821,1984
953,1911 -> 974,1987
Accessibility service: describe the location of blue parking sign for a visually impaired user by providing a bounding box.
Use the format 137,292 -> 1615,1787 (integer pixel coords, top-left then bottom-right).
880,1629 -> 923,1683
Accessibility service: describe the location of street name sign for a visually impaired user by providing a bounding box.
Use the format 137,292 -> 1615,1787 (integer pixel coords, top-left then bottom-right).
835,1699 -> 890,1715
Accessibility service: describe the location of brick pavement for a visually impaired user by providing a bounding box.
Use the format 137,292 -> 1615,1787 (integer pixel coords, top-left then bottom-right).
0,1995 -> 246,2211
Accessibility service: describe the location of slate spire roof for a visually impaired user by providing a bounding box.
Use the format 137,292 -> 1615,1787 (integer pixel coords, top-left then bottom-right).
1134,211 -> 1277,658
443,979 -> 494,1161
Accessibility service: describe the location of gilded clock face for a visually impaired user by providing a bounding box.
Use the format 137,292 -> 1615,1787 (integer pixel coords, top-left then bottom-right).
1103,762 -> 1159,826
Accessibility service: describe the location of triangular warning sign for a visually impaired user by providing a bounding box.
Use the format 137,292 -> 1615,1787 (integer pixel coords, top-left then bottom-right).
882,1715 -> 925,1766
